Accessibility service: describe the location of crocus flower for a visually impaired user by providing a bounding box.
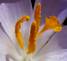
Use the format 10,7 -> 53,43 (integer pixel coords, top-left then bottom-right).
0,0 -> 67,61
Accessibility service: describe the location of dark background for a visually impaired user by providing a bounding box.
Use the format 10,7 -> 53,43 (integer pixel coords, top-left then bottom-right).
31,0 -> 35,9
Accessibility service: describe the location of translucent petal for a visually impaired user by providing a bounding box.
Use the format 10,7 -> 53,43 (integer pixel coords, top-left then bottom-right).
21,21 -> 32,48
33,25 -> 55,56
35,26 -> 67,58
0,0 -> 33,41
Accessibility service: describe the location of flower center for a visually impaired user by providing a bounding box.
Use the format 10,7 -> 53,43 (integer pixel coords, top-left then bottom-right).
15,3 -> 62,55
22,55 -> 33,61
20,50 -> 35,61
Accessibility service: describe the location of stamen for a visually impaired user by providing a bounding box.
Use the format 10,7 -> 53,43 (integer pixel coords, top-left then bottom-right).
15,16 -> 30,48
27,21 -> 37,54
39,16 -> 62,34
34,3 -> 41,31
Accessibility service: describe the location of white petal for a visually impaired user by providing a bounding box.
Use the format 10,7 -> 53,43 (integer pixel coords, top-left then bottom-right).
35,26 -> 67,58
0,24 -> 21,59
0,55 -> 6,61
36,49 -> 67,61
0,0 -> 33,41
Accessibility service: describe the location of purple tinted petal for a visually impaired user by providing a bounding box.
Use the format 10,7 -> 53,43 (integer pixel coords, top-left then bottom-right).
58,9 -> 67,24
41,0 -> 67,24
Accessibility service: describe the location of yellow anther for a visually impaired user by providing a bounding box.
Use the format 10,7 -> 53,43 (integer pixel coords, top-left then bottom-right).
19,16 -> 30,22
40,16 -> 62,33
53,25 -> 62,32
25,16 -> 30,21
15,16 -> 30,48
34,3 -> 41,31
27,21 -> 37,54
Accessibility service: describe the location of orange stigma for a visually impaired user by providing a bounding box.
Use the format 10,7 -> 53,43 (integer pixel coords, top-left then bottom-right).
27,21 -> 37,54
15,16 -> 30,48
34,3 -> 41,31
